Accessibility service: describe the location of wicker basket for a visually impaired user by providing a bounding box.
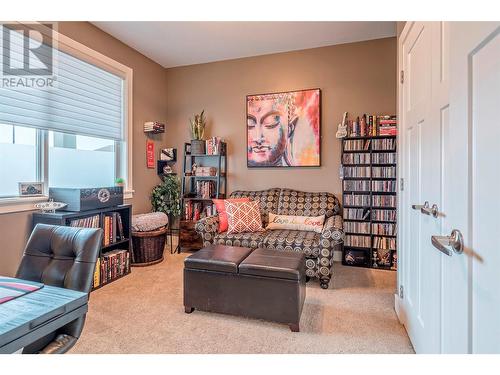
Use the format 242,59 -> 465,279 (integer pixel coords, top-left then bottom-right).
131,225 -> 167,266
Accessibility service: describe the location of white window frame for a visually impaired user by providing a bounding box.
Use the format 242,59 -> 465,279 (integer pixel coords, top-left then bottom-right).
0,22 -> 133,214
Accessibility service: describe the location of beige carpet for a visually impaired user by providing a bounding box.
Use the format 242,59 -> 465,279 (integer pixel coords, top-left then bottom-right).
72,252 -> 414,354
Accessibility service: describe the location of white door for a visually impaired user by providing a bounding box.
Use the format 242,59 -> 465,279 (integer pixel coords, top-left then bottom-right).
398,21 -> 500,354
399,21 -> 444,353
446,22 -> 500,354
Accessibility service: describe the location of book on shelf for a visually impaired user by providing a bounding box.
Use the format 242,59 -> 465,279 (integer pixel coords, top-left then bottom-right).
372,138 -> 396,151
372,152 -> 397,164
184,200 -> 217,221
344,193 -> 371,207
343,166 -> 371,178
100,249 -> 130,285
342,152 -> 371,164
372,209 -> 397,222
345,114 -> 397,137
345,235 -> 371,248
195,180 -> 216,199
93,257 -> 101,288
194,166 -> 217,176
70,214 -> 100,228
205,137 -> 225,155
344,221 -> 370,234
103,212 -> 125,246
373,236 -> 397,250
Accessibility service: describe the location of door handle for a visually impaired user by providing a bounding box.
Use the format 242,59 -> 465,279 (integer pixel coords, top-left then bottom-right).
412,201 -> 429,210
431,229 -> 464,256
421,203 -> 439,218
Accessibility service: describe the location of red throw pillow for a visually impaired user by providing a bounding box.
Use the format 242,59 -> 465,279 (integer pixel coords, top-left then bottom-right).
213,197 -> 250,233
225,200 -> 264,234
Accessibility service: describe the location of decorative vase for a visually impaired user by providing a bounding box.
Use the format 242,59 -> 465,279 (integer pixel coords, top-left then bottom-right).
191,139 -> 205,155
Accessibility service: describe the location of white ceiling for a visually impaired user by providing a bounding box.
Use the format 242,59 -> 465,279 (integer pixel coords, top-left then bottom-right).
92,22 -> 396,68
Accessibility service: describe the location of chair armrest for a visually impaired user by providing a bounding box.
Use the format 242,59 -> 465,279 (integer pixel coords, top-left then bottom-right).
195,215 -> 220,246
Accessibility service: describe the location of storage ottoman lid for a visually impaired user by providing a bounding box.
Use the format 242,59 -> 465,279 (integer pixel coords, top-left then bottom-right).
184,245 -> 254,274
238,249 -> 305,281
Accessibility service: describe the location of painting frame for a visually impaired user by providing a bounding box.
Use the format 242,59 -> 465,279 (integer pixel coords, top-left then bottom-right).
246,88 -> 321,168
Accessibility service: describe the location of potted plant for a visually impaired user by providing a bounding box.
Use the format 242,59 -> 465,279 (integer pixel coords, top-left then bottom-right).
115,177 -> 125,187
151,174 -> 181,225
189,110 -> 206,154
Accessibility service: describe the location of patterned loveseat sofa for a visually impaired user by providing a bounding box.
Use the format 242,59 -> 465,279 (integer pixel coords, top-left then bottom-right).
195,188 -> 344,289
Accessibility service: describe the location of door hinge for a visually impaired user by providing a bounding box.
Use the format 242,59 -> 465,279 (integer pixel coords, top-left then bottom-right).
400,70 -> 404,84
400,177 -> 404,191
399,285 -> 404,299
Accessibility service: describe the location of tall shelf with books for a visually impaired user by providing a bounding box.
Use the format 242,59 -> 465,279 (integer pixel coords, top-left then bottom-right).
341,114 -> 397,270
180,139 -> 227,251
32,204 -> 132,289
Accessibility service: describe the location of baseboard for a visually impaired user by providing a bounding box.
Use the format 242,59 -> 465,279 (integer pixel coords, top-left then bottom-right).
394,293 -> 404,325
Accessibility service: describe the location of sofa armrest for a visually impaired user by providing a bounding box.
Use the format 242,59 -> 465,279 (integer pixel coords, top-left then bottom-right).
321,215 -> 344,244
195,215 -> 219,246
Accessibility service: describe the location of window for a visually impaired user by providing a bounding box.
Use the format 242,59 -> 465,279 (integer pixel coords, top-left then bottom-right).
0,124 -> 38,197
48,131 -> 118,188
0,23 -> 133,211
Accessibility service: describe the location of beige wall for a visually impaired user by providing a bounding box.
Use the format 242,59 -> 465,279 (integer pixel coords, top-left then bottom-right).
0,29 -> 397,277
0,22 -> 168,276
165,37 -> 397,194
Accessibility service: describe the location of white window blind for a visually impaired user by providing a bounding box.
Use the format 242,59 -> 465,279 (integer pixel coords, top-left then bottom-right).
0,29 -> 124,140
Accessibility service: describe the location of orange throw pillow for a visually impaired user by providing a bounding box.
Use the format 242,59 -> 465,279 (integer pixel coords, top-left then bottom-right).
213,197 -> 250,233
225,200 -> 264,234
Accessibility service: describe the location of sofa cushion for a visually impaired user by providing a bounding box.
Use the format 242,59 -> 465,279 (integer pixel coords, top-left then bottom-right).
262,229 -> 322,257
266,213 -> 325,233
214,231 -> 267,249
277,189 -> 341,218
230,188 -> 280,226
213,197 -> 250,233
225,200 -> 264,234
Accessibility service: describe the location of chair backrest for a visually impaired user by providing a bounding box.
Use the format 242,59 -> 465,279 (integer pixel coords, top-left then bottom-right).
16,224 -> 103,293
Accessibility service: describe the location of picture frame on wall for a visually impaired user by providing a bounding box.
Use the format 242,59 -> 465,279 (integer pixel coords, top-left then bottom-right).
246,88 -> 321,168
18,182 -> 44,196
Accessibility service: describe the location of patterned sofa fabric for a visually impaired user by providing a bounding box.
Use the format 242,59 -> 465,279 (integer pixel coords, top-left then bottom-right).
277,188 -> 341,218
195,188 -> 343,289
262,229 -> 321,257
214,231 -> 266,249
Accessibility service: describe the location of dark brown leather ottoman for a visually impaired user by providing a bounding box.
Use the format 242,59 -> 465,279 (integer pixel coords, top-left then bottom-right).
184,245 -> 306,332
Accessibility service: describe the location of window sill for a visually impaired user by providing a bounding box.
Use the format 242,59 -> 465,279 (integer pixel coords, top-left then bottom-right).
0,196 -> 49,215
0,189 -> 134,215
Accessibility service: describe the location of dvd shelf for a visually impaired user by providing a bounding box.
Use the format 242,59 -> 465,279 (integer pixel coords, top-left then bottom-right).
341,132 -> 398,270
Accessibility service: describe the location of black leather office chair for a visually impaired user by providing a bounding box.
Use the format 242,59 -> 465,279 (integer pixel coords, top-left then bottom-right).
16,223 -> 103,354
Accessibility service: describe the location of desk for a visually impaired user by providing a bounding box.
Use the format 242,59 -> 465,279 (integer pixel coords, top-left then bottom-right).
0,278 -> 88,354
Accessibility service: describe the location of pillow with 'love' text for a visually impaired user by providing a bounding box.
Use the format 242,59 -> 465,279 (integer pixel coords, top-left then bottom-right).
266,212 -> 325,233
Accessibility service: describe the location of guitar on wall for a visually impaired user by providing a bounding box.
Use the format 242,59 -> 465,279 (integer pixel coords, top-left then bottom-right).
336,111 -> 348,138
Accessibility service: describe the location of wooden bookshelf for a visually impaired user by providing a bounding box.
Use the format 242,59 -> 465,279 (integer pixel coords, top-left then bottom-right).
180,142 -> 227,252
341,135 -> 397,270
32,204 -> 132,289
